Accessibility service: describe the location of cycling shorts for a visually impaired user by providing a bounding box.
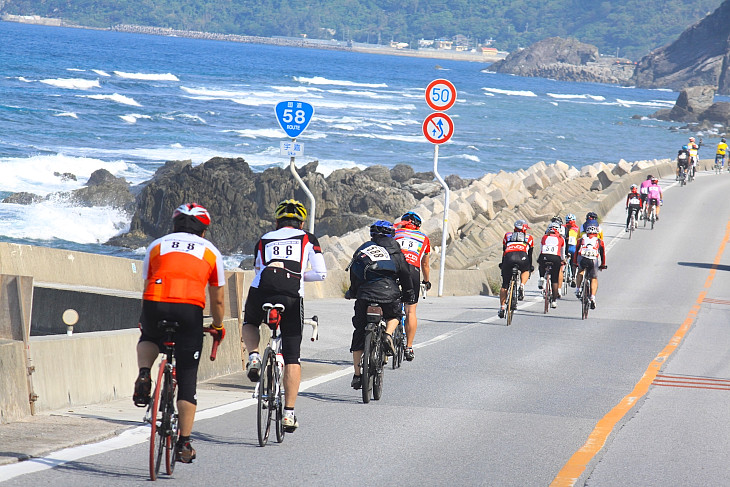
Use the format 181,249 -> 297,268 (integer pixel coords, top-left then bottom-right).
501,251 -> 530,289
578,258 -> 599,280
138,300 -> 204,404
243,286 -> 304,365
403,264 -> 422,304
538,254 -> 562,285
648,198 -> 659,207
350,299 -> 401,352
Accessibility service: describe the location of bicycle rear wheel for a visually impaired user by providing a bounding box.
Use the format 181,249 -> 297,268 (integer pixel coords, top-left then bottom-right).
257,348 -> 274,446
274,362 -> 285,443
651,209 -> 655,230
164,376 -> 178,475
372,326 -> 384,400
392,322 -> 404,369
361,328 -> 373,403
506,277 -> 515,326
543,270 -> 551,314
149,359 -> 167,481
581,280 -> 590,320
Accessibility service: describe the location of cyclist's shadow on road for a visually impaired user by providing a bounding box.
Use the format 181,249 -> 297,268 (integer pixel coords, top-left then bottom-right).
677,262 -> 730,272
298,391 -> 361,404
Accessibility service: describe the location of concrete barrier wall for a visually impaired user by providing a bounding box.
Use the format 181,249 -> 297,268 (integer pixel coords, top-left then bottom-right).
0,340 -> 31,423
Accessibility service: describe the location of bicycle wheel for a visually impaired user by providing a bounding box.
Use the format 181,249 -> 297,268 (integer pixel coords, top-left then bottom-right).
543,270 -> 551,314
163,374 -> 178,475
562,265 -> 569,296
506,276 -> 515,326
372,326 -> 384,400
392,322 -> 404,369
361,328 -> 373,403
629,215 -> 634,239
257,347 -> 274,446
274,360 -> 285,443
149,359 -> 167,481
650,209 -> 655,230
643,208 -> 647,227
581,280 -> 590,320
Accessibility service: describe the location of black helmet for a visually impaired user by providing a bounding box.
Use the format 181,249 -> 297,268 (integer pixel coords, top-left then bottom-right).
370,220 -> 395,238
401,211 -> 422,228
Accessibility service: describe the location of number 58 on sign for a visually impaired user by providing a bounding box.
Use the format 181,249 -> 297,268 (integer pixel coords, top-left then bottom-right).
275,101 -> 314,138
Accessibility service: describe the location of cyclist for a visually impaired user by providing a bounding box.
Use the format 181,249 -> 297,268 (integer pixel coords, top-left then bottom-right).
563,214 -> 580,287
716,137 -> 728,168
345,220 -> 415,389
688,136 -> 699,178
537,222 -> 565,308
394,211 -> 431,362
497,219 -> 534,318
573,225 -> 607,309
580,211 -> 603,240
241,199 -> 327,433
639,175 -> 653,217
647,177 -> 663,221
677,145 -> 689,180
625,184 -> 642,231
134,203 -> 226,464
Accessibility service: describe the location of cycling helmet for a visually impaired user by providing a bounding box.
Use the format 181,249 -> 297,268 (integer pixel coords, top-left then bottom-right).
651,177 -> 659,183
565,213 -> 576,223
551,216 -> 563,225
172,203 -> 211,235
586,212 -> 598,220
275,199 -> 307,222
514,219 -> 529,232
646,175 -> 653,180
723,138 -> 727,143
400,211 -> 422,228
370,220 -> 395,238
682,145 -> 688,150
689,136 -> 695,142
630,184 -> 638,191
547,222 -> 561,233
586,225 -> 599,234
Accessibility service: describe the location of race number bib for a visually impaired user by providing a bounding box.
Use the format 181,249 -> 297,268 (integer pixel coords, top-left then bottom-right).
582,247 -> 598,258
397,237 -> 422,253
360,244 -> 390,261
541,244 -> 558,255
629,196 -> 640,205
568,236 -> 577,246
160,238 -> 205,259
264,239 -> 302,263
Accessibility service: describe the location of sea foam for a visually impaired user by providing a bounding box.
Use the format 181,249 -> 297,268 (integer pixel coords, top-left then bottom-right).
40,78 -> 100,90
114,71 -> 180,81
294,76 -> 388,88
80,93 -> 141,106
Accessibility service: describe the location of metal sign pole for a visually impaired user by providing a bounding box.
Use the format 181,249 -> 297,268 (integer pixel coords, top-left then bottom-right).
432,144 -> 449,297
288,138 -> 316,233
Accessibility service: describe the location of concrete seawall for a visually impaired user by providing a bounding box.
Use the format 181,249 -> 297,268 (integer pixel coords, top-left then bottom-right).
0,156 -> 699,422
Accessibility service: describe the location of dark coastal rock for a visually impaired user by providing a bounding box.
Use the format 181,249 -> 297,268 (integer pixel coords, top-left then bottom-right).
651,86 -> 716,122
633,2 -> 730,94
67,169 -> 135,211
53,172 -> 77,181
699,101 -> 730,124
108,157 -> 421,254
2,192 -> 43,205
390,164 -> 414,183
486,37 -> 634,85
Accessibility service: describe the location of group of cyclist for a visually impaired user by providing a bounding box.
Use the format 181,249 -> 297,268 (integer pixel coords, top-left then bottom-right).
132,199 -> 432,463
497,211 -> 608,316
677,135 -> 730,178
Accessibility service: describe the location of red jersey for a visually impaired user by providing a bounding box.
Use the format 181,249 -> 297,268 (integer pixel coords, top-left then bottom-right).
143,232 -> 225,308
502,231 -> 534,254
394,227 -> 431,268
574,234 -> 606,266
540,233 -> 565,259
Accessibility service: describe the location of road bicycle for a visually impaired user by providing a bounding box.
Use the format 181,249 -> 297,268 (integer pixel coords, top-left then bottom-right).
580,276 -> 591,320
361,304 -> 386,403
562,255 -> 573,297
627,208 -> 638,239
505,265 -> 520,326
254,301 -> 318,446
688,162 -> 696,182
543,262 -> 554,314
714,155 -> 723,174
391,305 -> 406,369
678,166 -> 687,186
146,321 -> 221,481
648,203 -> 657,230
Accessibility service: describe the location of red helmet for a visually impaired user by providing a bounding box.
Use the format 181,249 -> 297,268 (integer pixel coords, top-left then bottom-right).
172,203 -> 211,233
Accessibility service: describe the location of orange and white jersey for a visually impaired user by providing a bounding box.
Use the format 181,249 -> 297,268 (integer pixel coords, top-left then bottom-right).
394,228 -> 431,268
142,232 -> 225,308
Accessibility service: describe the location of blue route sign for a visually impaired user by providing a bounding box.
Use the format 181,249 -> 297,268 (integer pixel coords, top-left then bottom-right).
275,101 -> 314,138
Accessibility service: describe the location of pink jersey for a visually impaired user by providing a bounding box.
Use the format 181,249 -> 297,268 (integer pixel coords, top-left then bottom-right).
647,184 -> 662,200
639,179 -> 652,195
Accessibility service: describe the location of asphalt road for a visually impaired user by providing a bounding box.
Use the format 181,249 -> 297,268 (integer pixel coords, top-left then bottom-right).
2,170 -> 730,486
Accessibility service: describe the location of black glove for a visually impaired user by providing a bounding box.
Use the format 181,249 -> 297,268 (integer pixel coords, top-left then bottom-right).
599,265 -> 607,270
344,289 -> 352,300
530,266 -> 535,273
402,289 -> 416,305
498,263 -> 502,269
422,280 -> 432,291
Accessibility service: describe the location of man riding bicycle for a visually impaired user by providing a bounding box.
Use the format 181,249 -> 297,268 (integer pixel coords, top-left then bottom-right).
639,175 -> 653,217
647,177 -> 663,221
574,225 -> 607,309
345,220 -> 415,390
538,222 -> 565,308
625,184 -> 642,231
394,211 -> 431,362
717,137 -> 728,168
241,199 -> 327,433
498,219 -> 534,318
688,136 -> 700,178
134,203 -> 226,464
563,214 -> 580,287
677,145 -> 689,180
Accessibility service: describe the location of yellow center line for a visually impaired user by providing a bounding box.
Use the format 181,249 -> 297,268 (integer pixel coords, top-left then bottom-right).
550,221 -> 730,487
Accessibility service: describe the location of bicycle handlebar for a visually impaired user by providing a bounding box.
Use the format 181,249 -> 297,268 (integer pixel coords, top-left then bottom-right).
304,316 -> 319,341
203,326 -> 223,361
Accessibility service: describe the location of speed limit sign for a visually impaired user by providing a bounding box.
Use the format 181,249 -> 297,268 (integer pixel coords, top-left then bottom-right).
425,79 -> 457,111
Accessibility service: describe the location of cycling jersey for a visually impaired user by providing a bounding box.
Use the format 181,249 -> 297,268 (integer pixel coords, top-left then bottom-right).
502,231 -> 534,254
647,184 -> 662,201
539,233 -> 565,259
718,142 -> 728,156
394,227 -> 431,268
251,226 -> 327,298
677,149 -> 689,167
579,220 -> 604,241
143,232 -> 225,308
626,191 -> 642,208
689,142 -> 699,159
639,179 -> 652,195
574,235 -> 606,267
563,222 -> 580,254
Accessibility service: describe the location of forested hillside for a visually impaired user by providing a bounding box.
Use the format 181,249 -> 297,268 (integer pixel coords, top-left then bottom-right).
0,0 -> 721,59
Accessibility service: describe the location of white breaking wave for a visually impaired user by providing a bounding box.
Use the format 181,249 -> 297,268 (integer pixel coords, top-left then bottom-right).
79,93 -> 141,106
328,89 -> 385,98
443,154 -> 480,162
40,78 -> 100,90
546,93 -> 605,101
92,69 -> 111,77
350,133 -> 426,143
119,114 -> 153,124
66,68 -> 85,72
615,98 -> 673,108
0,200 -> 131,245
54,112 -> 78,118
227,128 -> 283,139
294,76 -> 388,88
482,87 -> 537,97
114,71 -> 179,81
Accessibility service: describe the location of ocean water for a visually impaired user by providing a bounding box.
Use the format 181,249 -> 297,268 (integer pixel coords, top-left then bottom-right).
0,21 -> 705,264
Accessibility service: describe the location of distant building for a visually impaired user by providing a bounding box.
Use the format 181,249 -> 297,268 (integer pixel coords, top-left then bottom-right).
390,41 -> 409,49
435,39 -> 453,50
419,39 -> 435,48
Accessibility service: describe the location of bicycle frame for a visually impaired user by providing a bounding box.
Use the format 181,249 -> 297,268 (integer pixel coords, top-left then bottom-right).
506,266 -> 520,326
543,263 -> 553,314
361,305 -> 386,403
